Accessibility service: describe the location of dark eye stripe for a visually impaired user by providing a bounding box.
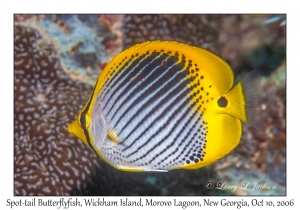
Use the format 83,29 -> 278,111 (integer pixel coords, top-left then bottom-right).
79,80 -> 99,151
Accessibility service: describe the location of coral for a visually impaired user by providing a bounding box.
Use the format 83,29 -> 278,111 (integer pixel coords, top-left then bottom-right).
14,14 -> 33,22
99,15 -> 124,60
36,15 -> 111,84
203,15 -> 286,76
122,14 -> 219,54
14,24 -> 94,195
252,62 -> 286,185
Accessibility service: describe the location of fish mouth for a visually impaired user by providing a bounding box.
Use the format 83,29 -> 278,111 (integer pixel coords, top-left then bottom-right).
67,119 -> 89,146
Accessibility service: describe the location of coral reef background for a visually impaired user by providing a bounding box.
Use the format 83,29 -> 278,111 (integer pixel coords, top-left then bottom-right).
14,14 -> 286,195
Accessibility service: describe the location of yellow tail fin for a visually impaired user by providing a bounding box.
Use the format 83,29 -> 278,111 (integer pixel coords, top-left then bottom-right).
222,70 -> 261,128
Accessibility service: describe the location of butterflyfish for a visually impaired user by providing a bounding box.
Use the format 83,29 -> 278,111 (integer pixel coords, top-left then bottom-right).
68,41 -> 261,172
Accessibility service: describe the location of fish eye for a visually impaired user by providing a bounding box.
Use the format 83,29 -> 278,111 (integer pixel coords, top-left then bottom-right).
217,96 -> 228,108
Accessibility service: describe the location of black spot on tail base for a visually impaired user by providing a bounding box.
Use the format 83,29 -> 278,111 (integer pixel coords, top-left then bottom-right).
217,96 -> 228,108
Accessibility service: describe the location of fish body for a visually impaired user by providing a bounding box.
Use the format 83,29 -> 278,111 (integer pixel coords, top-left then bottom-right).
68,41 -> 260,172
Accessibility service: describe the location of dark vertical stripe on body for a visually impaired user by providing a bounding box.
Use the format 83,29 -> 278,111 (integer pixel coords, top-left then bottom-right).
108,53 -> 170,120
113,55 -> 179,116
123,92 -> 193,157
100,60 -> 132,102
113,56 -> 184,132
170,117 -> 202,164
120,79 -> 191,146
103,53 -> 156,111
146,104 -> 199,166
133,102 -> 198,165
